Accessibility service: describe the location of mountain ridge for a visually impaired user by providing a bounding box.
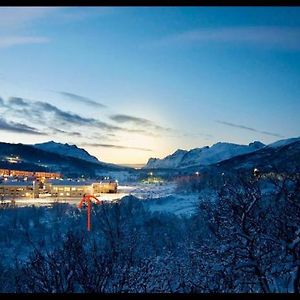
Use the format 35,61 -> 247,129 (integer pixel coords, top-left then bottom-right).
144,140 -> 266,169
33,141 -> 100,164
144,138 -> 300,170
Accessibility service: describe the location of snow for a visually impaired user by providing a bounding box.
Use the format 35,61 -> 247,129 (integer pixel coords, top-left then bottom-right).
146,149 -> 188,169
120,183 -> 199,216
4,182 -> 200,216
143,194 -> 199,216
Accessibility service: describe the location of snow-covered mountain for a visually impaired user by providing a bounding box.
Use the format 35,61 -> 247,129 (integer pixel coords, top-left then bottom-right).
146,149 -> 188,169
145,141 -> 265,169
267,136 -> 300,148
215,138 -> 300,173
33,141 -> 100,164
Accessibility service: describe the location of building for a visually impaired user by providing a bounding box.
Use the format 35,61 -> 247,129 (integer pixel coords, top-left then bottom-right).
0,168 -> 60,180
0,177 -> 118,200
0,181 -> 39,199
46,179 -> 118,198
46,180 -> 93,198
92,180 -> 118,195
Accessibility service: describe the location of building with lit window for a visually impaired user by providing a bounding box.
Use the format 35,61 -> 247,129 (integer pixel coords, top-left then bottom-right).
46,179 -> 118,198
45,180 -> 92,198
0,181 -> 39,199
92,180 -> 118,194
0,178 -> 118,200
0,168 -> 60,180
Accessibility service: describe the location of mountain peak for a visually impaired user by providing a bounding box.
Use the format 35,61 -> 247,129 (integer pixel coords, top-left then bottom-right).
249,141 -> 265,149
33,141 -> 100,164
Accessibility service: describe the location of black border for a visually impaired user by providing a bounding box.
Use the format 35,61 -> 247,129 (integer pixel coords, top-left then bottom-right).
1,1 -> 300,299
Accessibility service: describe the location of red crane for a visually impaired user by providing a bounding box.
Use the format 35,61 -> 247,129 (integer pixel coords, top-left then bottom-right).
77,194 -> 102,231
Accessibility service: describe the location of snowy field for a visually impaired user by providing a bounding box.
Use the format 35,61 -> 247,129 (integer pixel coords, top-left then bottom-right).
2,182 -> 200,216
125,183 -> 200,216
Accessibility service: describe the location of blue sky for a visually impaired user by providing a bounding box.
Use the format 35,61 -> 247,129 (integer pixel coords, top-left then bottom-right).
0,7 -> 299,164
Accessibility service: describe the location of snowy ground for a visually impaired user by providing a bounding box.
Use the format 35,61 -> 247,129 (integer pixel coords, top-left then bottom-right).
2,182 -> 200,216
122,183 -> 200,216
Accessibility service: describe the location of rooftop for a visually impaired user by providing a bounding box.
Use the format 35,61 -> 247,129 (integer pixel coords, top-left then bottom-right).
47,179 -> 93,186
0,181 -> 34,187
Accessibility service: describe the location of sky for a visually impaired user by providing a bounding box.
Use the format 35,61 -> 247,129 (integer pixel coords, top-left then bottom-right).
0,7 -> 300,165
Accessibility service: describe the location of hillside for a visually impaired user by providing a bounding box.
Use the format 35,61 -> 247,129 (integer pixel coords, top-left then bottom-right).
34,141 -> 100,164
0,142 -> 130,177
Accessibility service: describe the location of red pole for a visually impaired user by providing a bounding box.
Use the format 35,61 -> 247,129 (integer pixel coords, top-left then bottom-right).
78,194 -> 101,232
87,199 -> 91,231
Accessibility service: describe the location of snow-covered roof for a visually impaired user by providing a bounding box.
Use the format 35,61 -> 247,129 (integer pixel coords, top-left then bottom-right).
97,179 -> 117,184
47,179 -> 93,186
0,181 -> 34,187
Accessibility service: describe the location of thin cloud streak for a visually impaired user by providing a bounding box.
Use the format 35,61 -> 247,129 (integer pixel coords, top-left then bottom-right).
0,7 -> 117,49
0,7 -> 115,29
81,142 -> 153,152
0,36 -> 50,48
110,114 -> 172,132
217,120 -> 284,138
57,91 -> 106,108
150,26 -> 300,51
0,7 -> 59,29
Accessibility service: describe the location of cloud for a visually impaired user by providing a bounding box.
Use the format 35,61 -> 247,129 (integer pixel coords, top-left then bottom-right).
0,97 -> 4,106
110,114 -> 172,132
57,91 -> 106,108
150,26 -> 300,51
0,36 -> 50,48
55,7 -> 117,22
216,120 -> 284,138
49,127 -> 82,137
8,97 -> 29,107
0,7 -> 59,29
81,142 -> 152,152
0,8 -> 54,49
0,117 -> 46,135
4,96 -> 151,138
0,7 -> 116,49
34,101 -> 120,131
0,7 -> 114,29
